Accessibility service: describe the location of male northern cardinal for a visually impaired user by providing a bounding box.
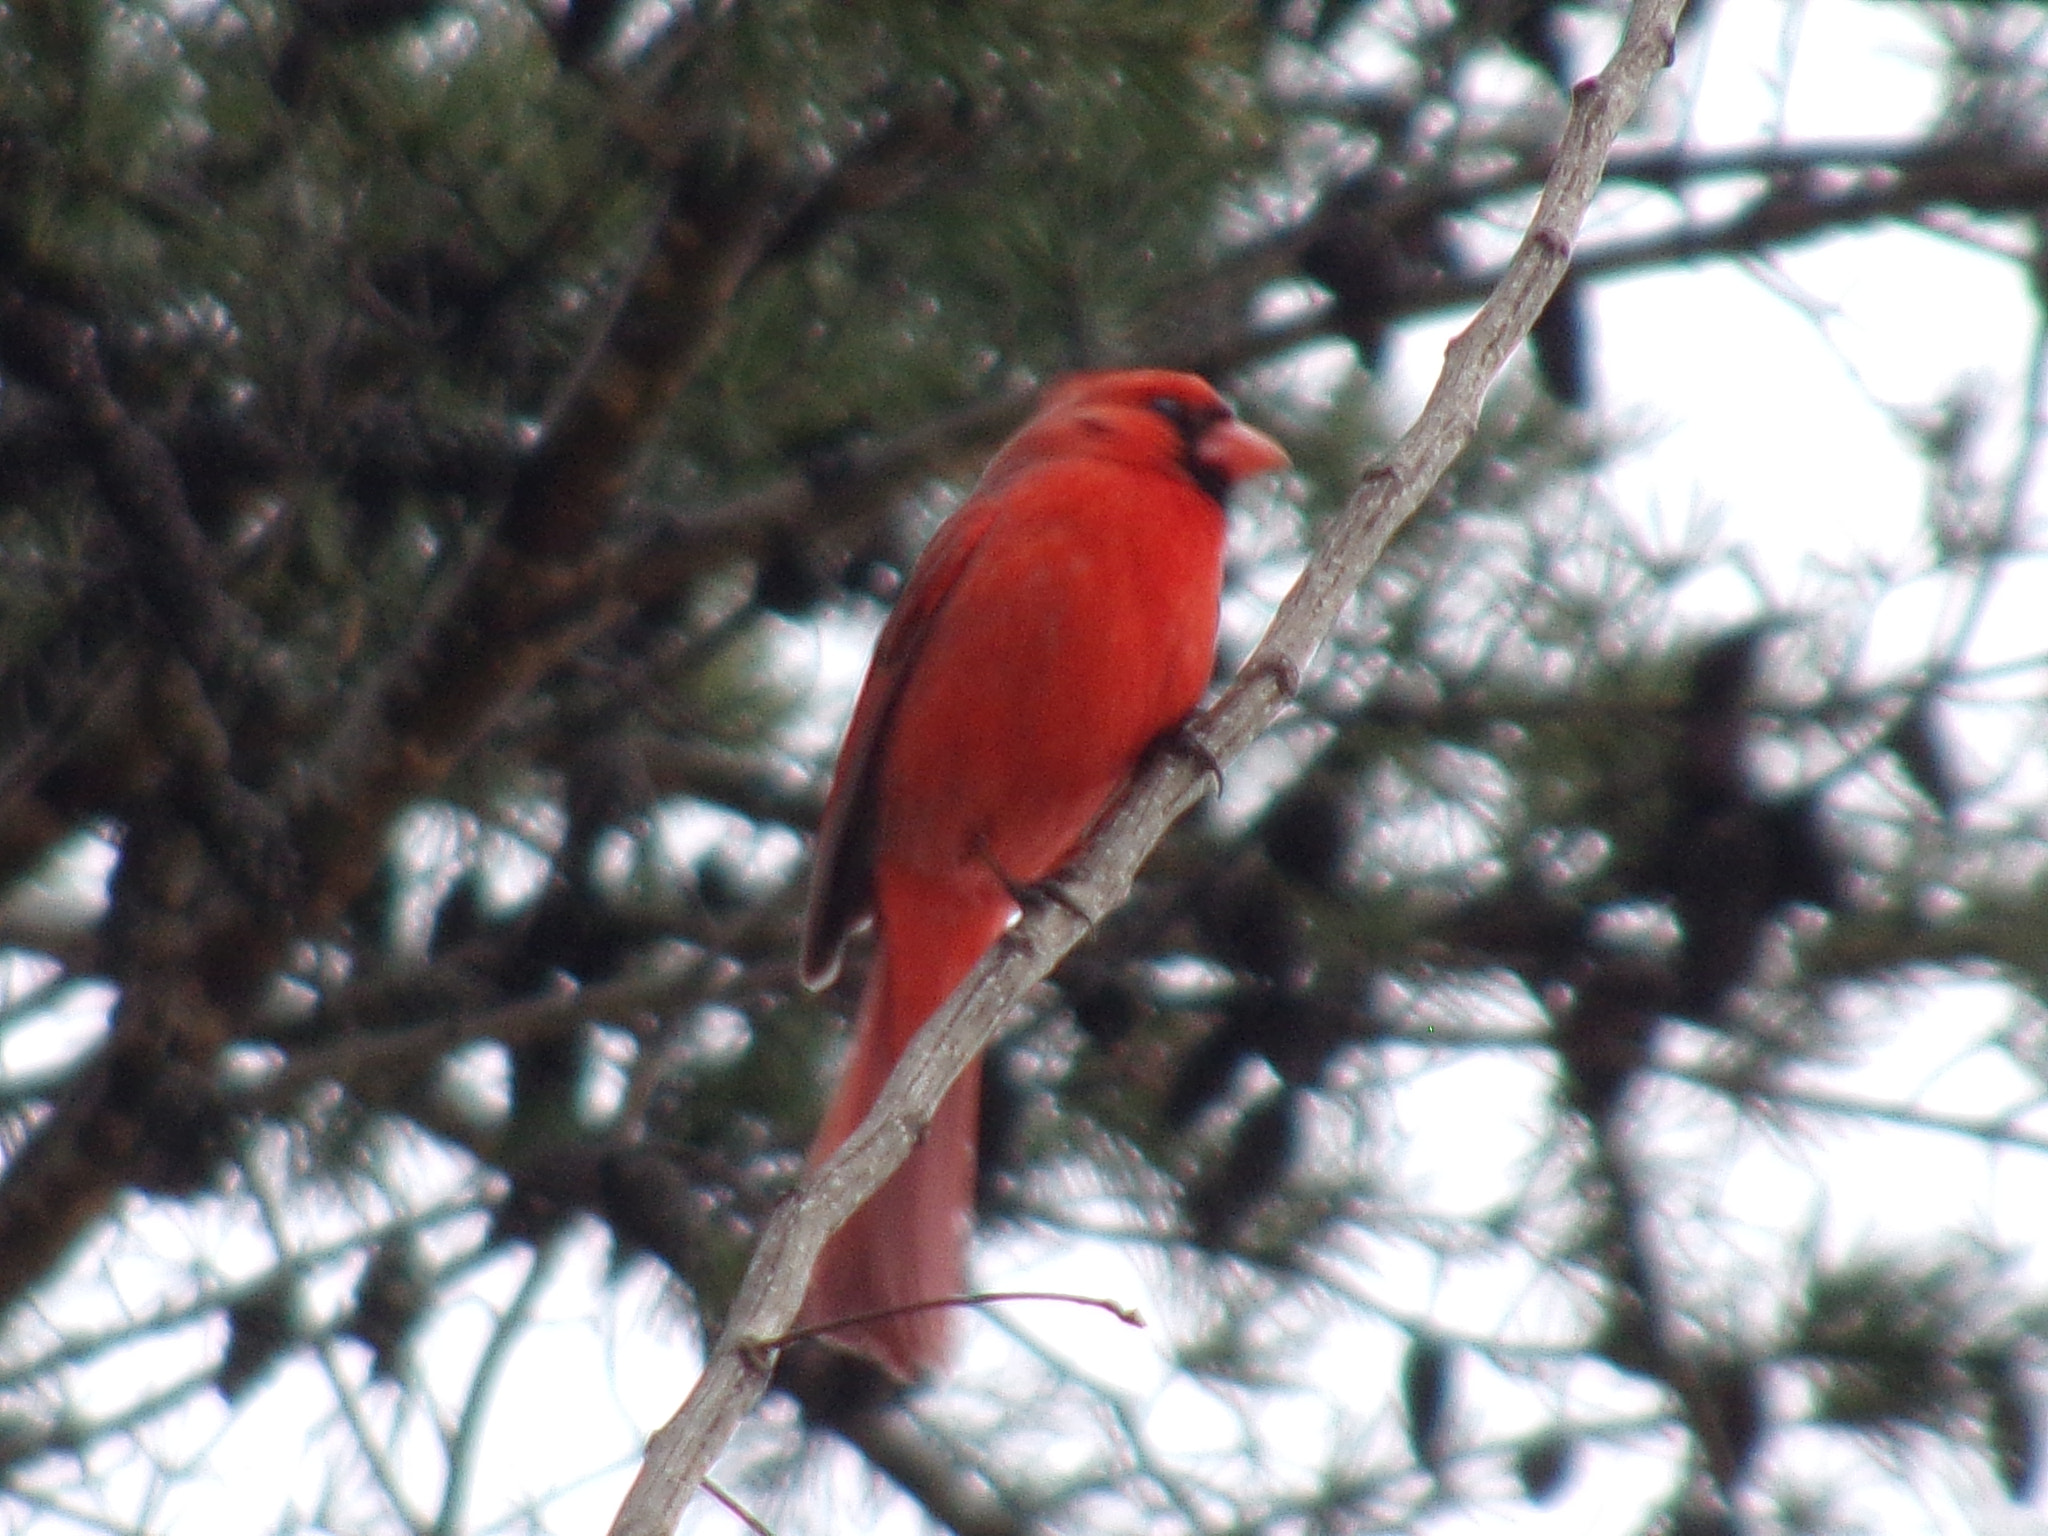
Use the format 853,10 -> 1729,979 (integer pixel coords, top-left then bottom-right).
797,369 -> 1289,1380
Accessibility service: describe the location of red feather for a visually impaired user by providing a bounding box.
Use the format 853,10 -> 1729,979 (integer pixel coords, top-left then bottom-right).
798,369 -> 1288,1379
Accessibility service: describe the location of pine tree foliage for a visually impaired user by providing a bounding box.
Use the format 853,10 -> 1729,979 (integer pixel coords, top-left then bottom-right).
0,0 -> 2046,1532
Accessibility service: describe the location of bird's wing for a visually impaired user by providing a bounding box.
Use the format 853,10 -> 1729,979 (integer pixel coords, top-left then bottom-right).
798,487 -> 1012,987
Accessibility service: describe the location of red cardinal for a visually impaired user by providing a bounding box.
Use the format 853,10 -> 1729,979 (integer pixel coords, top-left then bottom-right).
796,370 -> 1289,1380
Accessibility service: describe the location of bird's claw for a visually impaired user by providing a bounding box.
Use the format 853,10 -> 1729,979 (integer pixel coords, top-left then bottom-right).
1023,873 -> 1097,926
974,834 -> 1098,926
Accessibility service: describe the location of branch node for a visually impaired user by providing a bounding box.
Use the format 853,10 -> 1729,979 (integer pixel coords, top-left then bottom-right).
1013,873 -> 1099,937
1164,719 -> 1226,798
1244,650 -> 1304,703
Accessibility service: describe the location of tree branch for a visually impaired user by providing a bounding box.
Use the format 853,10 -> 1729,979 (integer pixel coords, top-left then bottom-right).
0,293 -> 300,904
0,291 -> 257,687
603,2 -> 1690,1532
781,1368 -> 1026,1536
238,954 -> 718,1114
0,92 -> 971,1327
302,102 -> 986,928
607,131 -> 2048,619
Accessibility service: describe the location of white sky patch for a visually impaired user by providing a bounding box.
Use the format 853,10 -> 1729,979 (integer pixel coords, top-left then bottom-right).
1686,0 -> 1946,146
0,977 -> 115,1088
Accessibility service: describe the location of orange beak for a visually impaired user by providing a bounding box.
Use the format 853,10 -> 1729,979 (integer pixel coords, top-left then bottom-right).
1195,416 -> 1291,488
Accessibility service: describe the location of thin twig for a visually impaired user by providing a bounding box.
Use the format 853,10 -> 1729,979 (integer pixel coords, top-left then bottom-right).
703,1480 -> 781,1536
243,1154 -> 431,1533
437,1238 -> 566,1536
238,953 -> 716,1111
316,1336 -> 432,1536
772,1289 -> 1145,1352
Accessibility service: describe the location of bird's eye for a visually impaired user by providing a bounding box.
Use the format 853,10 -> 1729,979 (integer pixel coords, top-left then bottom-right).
1151,394 -> 1193,426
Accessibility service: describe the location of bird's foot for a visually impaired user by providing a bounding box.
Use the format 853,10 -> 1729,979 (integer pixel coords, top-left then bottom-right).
973,834 -> 1098,927
1022,871 -> 1098,927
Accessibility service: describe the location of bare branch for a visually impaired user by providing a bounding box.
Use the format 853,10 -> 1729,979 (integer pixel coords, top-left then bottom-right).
240,953 -> 719,1113
303,105 -> 987,927
603,3 -> 1691,1532
436,1238 -> 565,1536
0,104 -> 983,1322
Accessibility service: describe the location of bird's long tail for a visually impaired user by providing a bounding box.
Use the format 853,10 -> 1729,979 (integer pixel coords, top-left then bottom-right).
797,874 -> 1011,1380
